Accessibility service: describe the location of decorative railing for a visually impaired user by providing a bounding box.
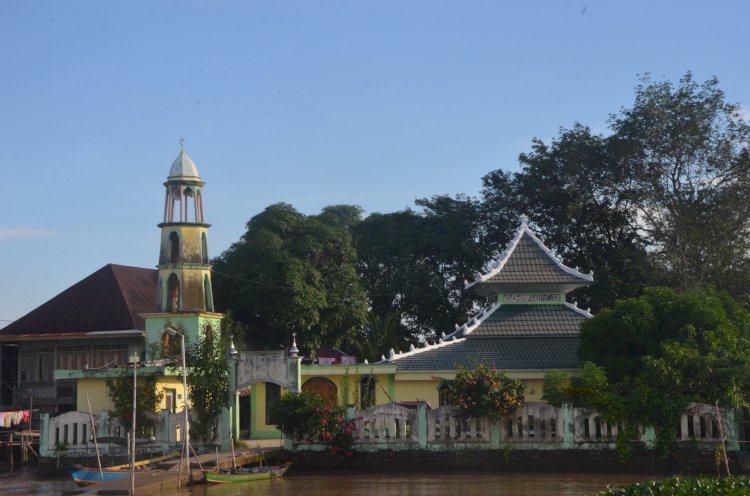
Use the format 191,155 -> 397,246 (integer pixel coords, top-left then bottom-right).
292,401 -> 738,452
39,408 -> 220,458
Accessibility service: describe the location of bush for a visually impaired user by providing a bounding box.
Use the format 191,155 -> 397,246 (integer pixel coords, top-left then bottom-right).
270,391 -> 355,456
449,364 -> 525,421
592,476 -> 750,495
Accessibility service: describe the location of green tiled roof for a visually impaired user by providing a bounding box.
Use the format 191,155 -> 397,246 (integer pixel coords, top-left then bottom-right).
468,304 -> 587,337
392,336 -> 580,371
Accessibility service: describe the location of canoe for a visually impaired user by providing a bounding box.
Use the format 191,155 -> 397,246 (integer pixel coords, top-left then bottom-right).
70,467 -> 130,486
205,461 -> 292,484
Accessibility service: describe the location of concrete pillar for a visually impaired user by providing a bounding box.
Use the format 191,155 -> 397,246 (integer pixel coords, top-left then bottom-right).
562,403 -> 574,449
39,413 -> 50,457
490,421 -> 501,450
643,426 -> 655,449
417,402 -> 427,449
726,408 -> 740,451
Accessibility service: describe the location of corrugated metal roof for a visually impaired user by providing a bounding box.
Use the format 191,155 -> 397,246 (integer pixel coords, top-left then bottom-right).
0,264 -> 157,337
391,336 -> 580,371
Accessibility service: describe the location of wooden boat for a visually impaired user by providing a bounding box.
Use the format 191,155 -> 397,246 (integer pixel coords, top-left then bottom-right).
69,451 -> 180,486
205,461 -> 292,484
70,467 -> 130,486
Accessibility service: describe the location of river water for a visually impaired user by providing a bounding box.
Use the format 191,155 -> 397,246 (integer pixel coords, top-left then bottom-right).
0,470 -> 657,496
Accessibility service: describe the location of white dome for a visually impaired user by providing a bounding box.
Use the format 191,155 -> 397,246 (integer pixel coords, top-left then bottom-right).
168,150 -> 201,180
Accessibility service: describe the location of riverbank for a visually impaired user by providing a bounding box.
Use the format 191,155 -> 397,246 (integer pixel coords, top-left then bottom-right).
287,447 -> 745,475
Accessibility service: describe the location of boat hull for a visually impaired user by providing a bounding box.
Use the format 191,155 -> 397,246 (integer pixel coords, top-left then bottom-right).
71,468 -> 130,486
205,462 -> 291,484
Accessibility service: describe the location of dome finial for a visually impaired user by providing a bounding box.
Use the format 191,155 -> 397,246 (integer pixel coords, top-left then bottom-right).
179,137 -> 185,151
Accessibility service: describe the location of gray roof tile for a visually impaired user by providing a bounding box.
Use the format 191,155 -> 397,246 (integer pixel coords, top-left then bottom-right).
469,304 -> 586,337
485,233 -> 588,284
392,336 -> 580,371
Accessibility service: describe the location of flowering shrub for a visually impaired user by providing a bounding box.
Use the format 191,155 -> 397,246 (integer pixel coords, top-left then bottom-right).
449,364 -> 525,421
314,404 -> 355,457
271,391 -> 355,457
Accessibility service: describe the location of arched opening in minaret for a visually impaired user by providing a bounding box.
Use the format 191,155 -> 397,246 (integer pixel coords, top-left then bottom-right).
169,232 -> 180,264
201,233 -> 208,264
183,187 -> 196,223
204,275 -> 214,312
165,186 -> 202,223
167,273 -> 181,312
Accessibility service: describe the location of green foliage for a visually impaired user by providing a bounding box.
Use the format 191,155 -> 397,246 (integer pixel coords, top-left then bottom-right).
542,362 -> 612,411
540,369 -> 570,407
105,373 -> 163,437
449,364 -> 525,422
212,203 -> 368,355
348,311 -> 404,363
578,287 -> 750,456
271,391 -> 327,440
592,476 -> 750,496
352,198 -> 492,344
270,391 -> 355,456
185,322 -> 229,443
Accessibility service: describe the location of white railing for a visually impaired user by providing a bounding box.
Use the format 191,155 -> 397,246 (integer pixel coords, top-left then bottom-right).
295,401 -> 735,451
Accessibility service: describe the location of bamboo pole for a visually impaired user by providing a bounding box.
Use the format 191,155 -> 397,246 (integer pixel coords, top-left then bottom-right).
86,394 -> 103,481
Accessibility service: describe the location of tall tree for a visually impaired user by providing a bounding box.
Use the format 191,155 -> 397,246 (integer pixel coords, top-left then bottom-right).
352,197 -> 490,344
212,203 -> 368,355
485,125 -> 657,312
610,72 -> 750,296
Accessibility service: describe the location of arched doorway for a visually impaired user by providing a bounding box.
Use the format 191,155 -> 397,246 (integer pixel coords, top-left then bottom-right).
302,377 -> 338,404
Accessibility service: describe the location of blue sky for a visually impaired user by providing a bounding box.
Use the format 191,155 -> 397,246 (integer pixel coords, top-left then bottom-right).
2,1 -> 749,327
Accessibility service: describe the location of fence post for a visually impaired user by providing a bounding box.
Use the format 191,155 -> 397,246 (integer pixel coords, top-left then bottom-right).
726,408 -> 740,451
490,421 -> 501,449
99,410 -> 110,438
417,402 -> 427,449
562,403 -> 574,448
39,413 -> 51,457
643,426 -> 655,449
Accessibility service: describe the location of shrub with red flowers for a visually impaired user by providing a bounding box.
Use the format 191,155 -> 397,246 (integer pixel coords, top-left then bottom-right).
271,391 -> 355,457
314,405 -> 355,457
448,364 -> 525,422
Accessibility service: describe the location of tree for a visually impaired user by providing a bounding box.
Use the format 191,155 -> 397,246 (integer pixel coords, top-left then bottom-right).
479,73 -> 750,311
500,125 -> 656,311
105,373 -> 163,437
578,287 -> 750,454
352,199 -> 489,344
347,310 -> 404,363
212,203 -> 368,355
184,322 -> 230,443
609,72 -> 750,297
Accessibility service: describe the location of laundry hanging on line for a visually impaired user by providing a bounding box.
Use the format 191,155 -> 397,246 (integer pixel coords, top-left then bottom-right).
0,410 -> 30,427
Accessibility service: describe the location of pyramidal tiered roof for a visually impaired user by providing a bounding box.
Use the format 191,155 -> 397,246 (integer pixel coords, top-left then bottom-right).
466,217 -> 593,295
0,264 -> 157,338
385,218 -> 593,371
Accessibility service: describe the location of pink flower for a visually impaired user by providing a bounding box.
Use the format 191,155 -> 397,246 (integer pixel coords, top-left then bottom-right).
345,427 -> 352,434
336,416 -> 343,424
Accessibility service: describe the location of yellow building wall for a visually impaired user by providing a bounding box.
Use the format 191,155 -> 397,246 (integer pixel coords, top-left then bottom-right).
75,375 -> 188,416
156,376 -> 186,413
77,378 -> 114,413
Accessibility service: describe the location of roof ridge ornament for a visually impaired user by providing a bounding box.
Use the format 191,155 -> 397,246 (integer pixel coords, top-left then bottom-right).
519,214 -> 529,227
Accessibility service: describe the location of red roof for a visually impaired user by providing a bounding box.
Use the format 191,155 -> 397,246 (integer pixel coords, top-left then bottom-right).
0,264 -> 157,338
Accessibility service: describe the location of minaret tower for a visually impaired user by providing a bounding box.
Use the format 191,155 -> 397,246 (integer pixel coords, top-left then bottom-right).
144,148 -> 223,351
